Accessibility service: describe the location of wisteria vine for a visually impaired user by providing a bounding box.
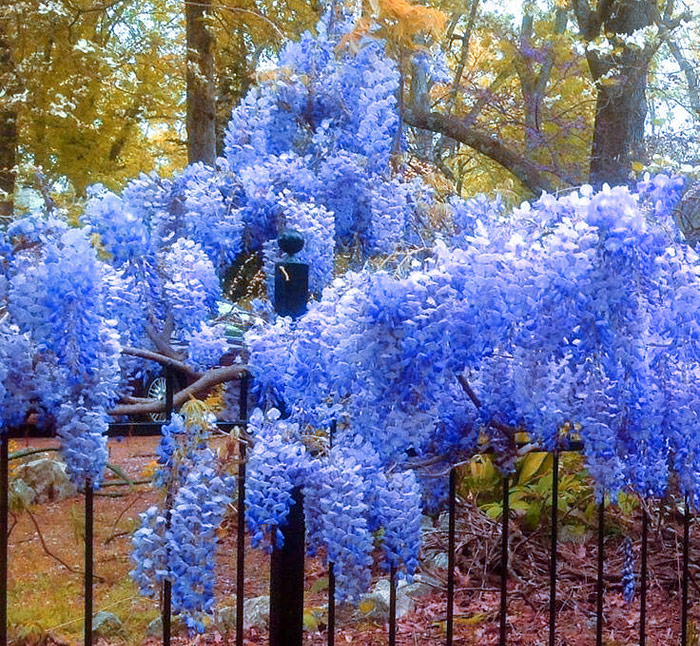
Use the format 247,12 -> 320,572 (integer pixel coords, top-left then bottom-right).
2,3 -> 700,625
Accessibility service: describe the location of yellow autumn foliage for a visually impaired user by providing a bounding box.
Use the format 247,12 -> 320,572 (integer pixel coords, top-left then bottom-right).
341,0 -> 446,55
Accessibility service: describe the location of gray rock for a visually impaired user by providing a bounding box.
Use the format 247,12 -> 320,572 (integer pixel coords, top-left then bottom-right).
146,615 -> 187,638
423,550 -> 450,570
243,595 -> 270,630
437,512 -> 450,531
353,579 -> 414,621
420,515 -> 435,531
92,611 -> 125,638
218,597 -> 324,632
400,574 -> 435,599
9,478 -> 36,511
15,458 -> 77,503
216,604 -> 236,632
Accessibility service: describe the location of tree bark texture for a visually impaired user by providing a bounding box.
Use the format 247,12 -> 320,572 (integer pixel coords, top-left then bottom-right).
582,0 -> 655,187
408,46 -> 432,159
186,0 -> 217,165
674,181 -> 700,247
403,108 -> 558,194
0,24 -> 17,220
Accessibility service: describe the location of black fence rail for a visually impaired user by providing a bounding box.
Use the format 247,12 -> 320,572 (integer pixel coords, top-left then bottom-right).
0,372 -> 697,646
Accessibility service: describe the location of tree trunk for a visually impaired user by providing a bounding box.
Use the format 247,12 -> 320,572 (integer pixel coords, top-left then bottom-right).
409,46 -> 432,159
0,108 -> 17,222
0,25 -> 17,221
587,0 -> 654,187
674,181 -> 700,247
186,0 -> 216,165
589,77 -> 647,187
215,26 -> 251,157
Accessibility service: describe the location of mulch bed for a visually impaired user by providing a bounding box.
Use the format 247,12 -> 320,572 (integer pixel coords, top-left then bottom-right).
7,436 -> 700,645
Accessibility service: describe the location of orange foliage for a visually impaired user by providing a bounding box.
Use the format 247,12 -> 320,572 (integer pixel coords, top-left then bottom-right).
340,0 -> 446,55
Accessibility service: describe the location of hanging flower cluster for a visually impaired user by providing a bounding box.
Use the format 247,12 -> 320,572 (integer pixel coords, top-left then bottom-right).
244,409 -> 424,602
160,239 -> 220,333
2,223 -> 121,487
79,9 -> 426,311
3,3 -> 700,620
0,323 -> 35,431
636,172 -> 685,218
247,178 -> 700,557
186,323 -> 229,372
131,411 -> 234,632
245,408 -> 310,550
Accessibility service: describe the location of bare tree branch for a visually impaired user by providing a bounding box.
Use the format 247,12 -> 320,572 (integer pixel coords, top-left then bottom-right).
403,108 -> 560,194
121,346 -> 200,378
462,69 -> 512,127
456,373 -> 520,439
109,364 -> 245,417
654,14 -> 700,115
145,316 -> 182,360
25,508 -> 83,576
457,373 -> 482,408
447,0 -> 480,113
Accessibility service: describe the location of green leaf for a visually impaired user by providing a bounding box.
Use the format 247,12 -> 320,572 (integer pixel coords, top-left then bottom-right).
481,503 -> 503,519
106,463 -> 134,490
524,504 -> 541,530
310,577 -> 329,594
518,452 -> 550,485
509,500 -> 532,513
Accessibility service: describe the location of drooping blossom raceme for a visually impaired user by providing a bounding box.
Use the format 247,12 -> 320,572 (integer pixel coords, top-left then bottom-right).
4,224 -> 121,488
245,408 -> 311,551
131,413 -> 234,632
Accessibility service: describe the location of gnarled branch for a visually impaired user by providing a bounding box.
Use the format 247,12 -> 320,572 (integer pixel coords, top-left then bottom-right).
121,346 -> 200,378
403,108 -> 559,194
109,364 -> 246,417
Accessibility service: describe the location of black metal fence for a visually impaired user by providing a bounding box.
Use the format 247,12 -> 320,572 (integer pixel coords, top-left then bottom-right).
0,371 -> 697,646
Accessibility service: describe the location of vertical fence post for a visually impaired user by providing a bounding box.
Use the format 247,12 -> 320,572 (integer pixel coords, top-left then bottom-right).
549,450 -> 559,646
269,230 -> 308,646
236,372 -> 249,646
269,486 -> 305,646
274,230 -> 309,320
596,499 -> 605,646
389,564 -> 397,646
162,368 -> 174,646
499,475 -> 509,646
84,481 -> 94,646
327,562 -> 336,646
328,419 -> 336,646
446,466 -> 456,646
681,496 -> 690,646
639,508 -> 648,646
0,432 -> 8,646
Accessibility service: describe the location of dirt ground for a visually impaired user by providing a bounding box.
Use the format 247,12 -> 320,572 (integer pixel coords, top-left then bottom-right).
7,436 -> 700,645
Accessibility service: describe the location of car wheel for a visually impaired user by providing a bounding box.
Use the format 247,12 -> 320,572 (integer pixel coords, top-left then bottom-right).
146,375 -> 169,423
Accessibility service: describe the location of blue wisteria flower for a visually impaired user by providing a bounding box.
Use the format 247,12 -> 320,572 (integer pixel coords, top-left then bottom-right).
622,537 -> 636,602
0,323 -> 36,430
5,0 -> 700,615
160,238 -> 220,332
245,408 -> 311,550
304,450 -> 374,602
637,172 -> 685,218
5,224 -> 121,486
132,414 -> 234,631
168,452 -> 233,631
187,323 -> 229,372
